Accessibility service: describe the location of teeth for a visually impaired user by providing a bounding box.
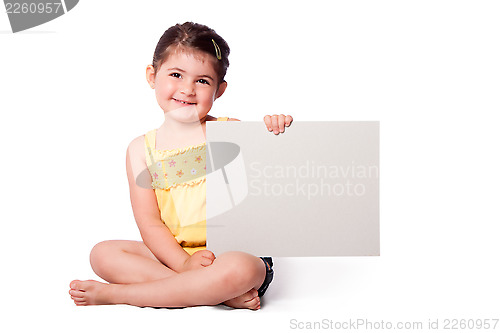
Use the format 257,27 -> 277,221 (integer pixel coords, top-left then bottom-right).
175,99 -> 194,105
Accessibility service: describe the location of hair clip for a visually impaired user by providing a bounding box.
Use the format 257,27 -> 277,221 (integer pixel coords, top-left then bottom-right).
212,39 -> 222,60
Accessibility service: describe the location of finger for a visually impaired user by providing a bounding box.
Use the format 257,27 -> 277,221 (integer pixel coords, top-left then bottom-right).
278,114 -> 286,133
201,257 -> 214,266
285,115 -> 293,126
198,251 -> 215,263
271,115 -> 279,134
203,255 -> 215,265
263,115 -> 272,131
201,250 -> 215,260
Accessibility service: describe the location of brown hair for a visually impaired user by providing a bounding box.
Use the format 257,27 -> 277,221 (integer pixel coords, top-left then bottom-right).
152,22 -> 230,84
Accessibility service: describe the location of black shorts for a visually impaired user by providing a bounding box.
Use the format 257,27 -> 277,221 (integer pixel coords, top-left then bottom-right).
257,257 -> 274,297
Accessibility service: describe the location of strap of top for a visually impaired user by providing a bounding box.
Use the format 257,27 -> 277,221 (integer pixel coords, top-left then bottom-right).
144,129 -> 157,166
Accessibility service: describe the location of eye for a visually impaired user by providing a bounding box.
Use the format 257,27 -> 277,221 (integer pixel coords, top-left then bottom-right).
169,72 -> 181,78
197,79 -> 210,85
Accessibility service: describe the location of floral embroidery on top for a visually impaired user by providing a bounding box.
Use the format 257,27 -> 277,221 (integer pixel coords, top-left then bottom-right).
146,138 -> 207,190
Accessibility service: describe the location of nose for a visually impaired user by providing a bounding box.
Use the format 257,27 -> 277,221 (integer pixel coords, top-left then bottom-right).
180,81 -> 195,95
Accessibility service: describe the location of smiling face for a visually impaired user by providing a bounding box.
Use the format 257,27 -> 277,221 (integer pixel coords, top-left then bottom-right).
147,48 -> 227,123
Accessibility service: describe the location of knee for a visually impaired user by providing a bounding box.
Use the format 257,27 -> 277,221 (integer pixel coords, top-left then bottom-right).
217,252 -> 265,291
89,240 -> 116,270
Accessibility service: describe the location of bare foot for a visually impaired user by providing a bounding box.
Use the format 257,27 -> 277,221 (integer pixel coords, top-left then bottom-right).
69,280 -> 115,306
223,288 -> 260,310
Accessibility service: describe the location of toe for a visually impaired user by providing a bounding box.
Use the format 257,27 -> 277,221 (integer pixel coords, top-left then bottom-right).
69,289 -> 85,298
246,295 -> 260,304
254,297 -> 261,310
251,300 -> 261,310
70,280 -> 82,290
245,296 -> 260,309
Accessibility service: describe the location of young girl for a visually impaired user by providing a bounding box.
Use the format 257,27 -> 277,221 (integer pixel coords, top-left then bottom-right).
69,22 -> 292,310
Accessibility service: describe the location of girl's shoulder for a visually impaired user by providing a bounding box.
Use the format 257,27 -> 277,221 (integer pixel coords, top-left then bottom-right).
128,133 -> 146,149
127,134 -> 147,164
126,134 -> 149,184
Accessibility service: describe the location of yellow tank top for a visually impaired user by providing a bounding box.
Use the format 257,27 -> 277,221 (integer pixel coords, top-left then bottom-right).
144,117 -> 229,255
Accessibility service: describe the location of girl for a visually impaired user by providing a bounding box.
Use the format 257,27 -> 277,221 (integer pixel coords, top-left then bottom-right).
69,22 -> 292,310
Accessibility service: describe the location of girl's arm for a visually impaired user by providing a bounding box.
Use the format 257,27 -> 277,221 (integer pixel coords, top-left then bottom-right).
126,136 -> 205,272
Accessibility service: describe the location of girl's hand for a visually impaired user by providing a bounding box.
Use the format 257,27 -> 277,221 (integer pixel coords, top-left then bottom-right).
264,114 -> 293,135
180,250 -> 216,272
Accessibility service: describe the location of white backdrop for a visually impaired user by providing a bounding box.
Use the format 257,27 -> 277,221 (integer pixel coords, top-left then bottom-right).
1,1 -> 499,332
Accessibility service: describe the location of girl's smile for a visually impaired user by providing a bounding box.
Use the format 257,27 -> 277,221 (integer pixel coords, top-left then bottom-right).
172,98 -> 196,105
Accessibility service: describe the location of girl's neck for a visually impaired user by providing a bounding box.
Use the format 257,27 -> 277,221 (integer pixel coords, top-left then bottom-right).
156,114 -> 213,150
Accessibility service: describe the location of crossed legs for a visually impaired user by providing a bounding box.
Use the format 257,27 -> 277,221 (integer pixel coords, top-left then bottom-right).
69,240 -> 266,309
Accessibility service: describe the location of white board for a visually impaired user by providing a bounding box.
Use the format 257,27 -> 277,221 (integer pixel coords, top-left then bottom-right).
206,121 -> 379,257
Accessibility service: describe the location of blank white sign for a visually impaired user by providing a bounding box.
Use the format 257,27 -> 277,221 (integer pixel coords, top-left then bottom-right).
206,122 -> 379,257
